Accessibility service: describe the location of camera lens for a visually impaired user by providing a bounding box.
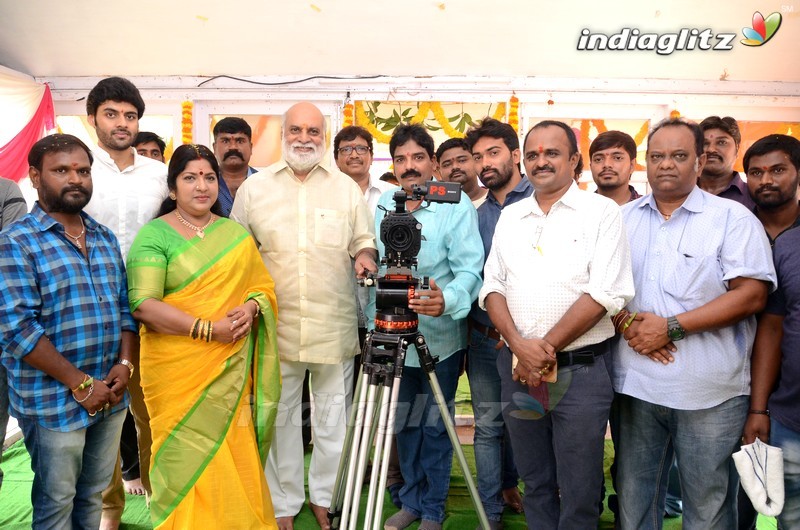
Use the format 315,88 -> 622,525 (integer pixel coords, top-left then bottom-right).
386,224 -> 414,253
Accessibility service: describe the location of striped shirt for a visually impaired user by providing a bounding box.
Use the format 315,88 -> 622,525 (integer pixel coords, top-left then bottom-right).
0,203 -> 136,431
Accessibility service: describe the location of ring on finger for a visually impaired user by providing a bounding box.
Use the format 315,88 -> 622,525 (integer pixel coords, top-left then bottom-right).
88,410 -> 97,417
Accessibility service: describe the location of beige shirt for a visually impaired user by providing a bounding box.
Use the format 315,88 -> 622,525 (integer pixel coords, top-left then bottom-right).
231,160 -> 377,363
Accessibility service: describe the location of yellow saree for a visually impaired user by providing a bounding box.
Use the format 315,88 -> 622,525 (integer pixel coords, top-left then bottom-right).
127,218 -> 280,529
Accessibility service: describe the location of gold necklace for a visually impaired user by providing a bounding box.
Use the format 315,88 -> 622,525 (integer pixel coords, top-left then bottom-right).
64,217 -> 86,249
174,210 -> 215,239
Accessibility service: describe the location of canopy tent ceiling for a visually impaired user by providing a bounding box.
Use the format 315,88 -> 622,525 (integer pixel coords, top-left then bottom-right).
1,0 -> 798,83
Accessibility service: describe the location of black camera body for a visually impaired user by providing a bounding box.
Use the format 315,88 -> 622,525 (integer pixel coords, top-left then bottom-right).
366,181 -> 461,334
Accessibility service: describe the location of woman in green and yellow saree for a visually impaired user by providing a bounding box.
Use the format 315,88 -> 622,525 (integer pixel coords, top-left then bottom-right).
127,144 -> 280,529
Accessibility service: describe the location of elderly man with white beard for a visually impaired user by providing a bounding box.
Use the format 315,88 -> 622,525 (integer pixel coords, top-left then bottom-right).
232,102 -> 378,530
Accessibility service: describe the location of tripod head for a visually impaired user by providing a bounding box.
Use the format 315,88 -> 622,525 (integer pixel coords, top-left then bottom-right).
364,181 -> 460,334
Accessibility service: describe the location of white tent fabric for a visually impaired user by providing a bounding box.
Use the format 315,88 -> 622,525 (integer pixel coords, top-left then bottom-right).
0,65 -> 44,147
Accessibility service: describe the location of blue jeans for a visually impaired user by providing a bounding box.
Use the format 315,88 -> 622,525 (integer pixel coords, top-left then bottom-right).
771,417 -> 800,529
20,410 -> 126,529
467,328 -> 519,521
0,364 -> 9,491
617,394 -> 748,530
499,345 -> 614,529
394,350 -> 464,523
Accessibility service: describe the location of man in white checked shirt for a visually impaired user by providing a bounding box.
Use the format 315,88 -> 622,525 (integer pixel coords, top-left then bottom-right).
479,120 -> 634,528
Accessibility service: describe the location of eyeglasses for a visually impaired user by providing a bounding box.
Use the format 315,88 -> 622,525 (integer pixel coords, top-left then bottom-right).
337,145 -> 371,156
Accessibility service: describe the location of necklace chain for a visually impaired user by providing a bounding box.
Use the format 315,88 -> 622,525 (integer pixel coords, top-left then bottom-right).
174,210 -> 215,239
64,217 -> 85,249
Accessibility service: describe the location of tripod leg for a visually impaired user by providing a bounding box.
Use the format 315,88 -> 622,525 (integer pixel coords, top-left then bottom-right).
347,382 -> 380,530
372,377 -> 402,530
335,369 -> 369,530
416,335 -> 491,530
363,378 -> 393,529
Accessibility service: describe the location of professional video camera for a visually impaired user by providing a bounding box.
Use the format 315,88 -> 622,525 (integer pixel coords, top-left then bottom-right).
366,180 -> 460,334
330,178 -> 489,529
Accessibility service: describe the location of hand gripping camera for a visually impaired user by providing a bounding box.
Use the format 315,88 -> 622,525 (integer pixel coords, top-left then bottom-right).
364,181 -> 461,334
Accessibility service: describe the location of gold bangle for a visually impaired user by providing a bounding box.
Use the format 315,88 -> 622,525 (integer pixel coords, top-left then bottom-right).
73,379 -> 94,403
249,299 -> 261,316
208,321 -> 213,342
71,374 -> 90,393
622,312 -> 638,332
190,317 -> 201,339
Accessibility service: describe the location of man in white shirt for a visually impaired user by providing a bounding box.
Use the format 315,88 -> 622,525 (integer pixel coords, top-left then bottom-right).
334,125 -> 395,214
83,76 -> 168,530
480,120 -> 634,528
232,102 -> 378,530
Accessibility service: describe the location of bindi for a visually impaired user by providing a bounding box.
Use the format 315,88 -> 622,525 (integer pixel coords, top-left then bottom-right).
198,169 -> 204,176
538,145 -> 544,154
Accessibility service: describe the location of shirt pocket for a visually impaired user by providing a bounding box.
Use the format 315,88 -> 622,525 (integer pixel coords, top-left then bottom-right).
663,252 -> 724,309
314,208 -> 349,249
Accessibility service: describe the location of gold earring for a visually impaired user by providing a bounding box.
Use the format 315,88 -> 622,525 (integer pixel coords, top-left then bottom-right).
169,192 -> 176,200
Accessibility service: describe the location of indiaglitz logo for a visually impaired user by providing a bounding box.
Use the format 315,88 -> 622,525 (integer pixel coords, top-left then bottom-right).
577,27 -> 736,55
741,11 -> 782,46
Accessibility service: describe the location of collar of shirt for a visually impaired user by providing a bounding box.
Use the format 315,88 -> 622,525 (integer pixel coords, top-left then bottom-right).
637,185 -> 706,217
91,145 -> 153,173
524,181 -> 583,217
30,202 -> 101,234
272,158 -> 337,181
484,176 -> 532,209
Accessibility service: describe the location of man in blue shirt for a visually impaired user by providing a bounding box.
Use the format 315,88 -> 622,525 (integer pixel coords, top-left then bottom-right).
375,124 -> 483,530
614,119 -> 776,529
743,134 -> 800,529
0,134 -> 137,529
462,117 -> 532,527
212,117 -> 258,216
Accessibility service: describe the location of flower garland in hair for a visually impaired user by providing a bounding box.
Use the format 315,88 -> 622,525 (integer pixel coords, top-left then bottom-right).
508,95 -> 519,133
181,101 -> 193,144
669,109 -> 681,119
342,101 -> 354,127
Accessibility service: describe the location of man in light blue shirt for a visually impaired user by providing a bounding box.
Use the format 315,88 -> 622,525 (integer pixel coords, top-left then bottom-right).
613,118 -> 777,530
371,124 -> 483,530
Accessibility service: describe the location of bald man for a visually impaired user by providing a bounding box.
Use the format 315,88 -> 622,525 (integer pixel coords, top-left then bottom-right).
232,102 -> 378,530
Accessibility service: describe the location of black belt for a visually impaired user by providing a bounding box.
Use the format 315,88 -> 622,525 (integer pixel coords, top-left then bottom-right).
469,318 -> 502,342
556,338 -> 610,367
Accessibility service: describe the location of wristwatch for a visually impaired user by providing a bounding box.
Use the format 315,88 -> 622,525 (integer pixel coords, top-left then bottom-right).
117,359 -> 135,377
667,316 -> 686,341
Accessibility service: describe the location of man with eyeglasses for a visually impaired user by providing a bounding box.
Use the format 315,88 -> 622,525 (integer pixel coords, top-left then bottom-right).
212,117 -> 258,216
334,126 -> 395,214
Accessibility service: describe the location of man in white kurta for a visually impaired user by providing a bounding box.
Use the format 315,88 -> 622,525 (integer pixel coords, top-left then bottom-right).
232,102 -> 377,530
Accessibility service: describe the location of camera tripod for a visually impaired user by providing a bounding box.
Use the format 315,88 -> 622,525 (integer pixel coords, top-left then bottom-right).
327,326 -> 490,530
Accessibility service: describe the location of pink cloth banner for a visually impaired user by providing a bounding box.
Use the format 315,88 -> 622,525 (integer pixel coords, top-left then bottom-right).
0,85 -> 55,182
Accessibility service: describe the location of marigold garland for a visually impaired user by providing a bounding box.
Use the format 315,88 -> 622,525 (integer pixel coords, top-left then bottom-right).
410,102 -> 432,125
492,102 -> 507,122
508,95 -> 519,133
181,101 -> 193,144
430,102 -> 464,138
669,109 -> 681,119
355,101 -> 393,144
342,102 -> 354,128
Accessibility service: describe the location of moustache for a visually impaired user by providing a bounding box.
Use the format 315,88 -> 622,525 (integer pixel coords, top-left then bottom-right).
401,169 -> 422,180
757,186 -> 780,194
533,165 -> 556,174
63,186 -> 90,196
224,150 -> 244,160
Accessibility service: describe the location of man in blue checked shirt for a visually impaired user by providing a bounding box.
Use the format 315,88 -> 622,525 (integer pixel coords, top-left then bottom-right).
0,134 -> 137,530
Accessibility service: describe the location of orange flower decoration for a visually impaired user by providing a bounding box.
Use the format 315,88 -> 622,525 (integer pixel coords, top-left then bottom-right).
343,102 -> 354,127
669,109 -> 681,119
181,101 -> 194,145
508,95 -> 519,133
